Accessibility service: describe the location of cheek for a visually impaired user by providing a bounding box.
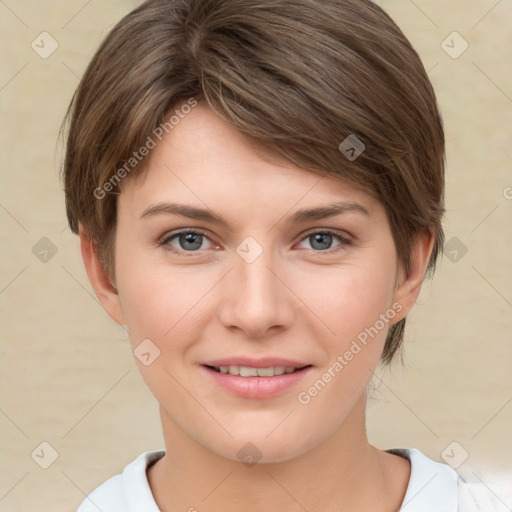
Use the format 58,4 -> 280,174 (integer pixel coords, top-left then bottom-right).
113,239 -> 178,344
114,248 -> 225,387
292,267 -> 396,424
114,253 -> 212,410
299,254 -> 398,392
118,267 -> 202,346
310,261 -> 396,345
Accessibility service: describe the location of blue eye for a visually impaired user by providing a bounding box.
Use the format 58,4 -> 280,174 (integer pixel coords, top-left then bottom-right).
297,230 -> 351,253
161,230 -> 214,252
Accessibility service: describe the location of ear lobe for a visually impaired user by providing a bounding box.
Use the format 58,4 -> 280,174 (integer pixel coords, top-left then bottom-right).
391,231 -> 435,324
79,226 -> 126,326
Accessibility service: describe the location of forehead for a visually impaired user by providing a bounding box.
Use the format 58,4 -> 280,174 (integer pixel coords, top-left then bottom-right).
118,101 -> 383,222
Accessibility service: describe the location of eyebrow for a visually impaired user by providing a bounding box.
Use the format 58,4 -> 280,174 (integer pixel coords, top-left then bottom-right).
140,201 -> 370,227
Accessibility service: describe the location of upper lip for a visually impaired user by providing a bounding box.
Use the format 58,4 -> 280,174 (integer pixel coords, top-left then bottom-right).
201,357 -> 310,368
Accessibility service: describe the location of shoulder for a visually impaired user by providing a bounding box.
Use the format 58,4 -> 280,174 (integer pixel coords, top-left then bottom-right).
76,474 -> 124,512
76,450 -> 165,512
386,448 -> 507,511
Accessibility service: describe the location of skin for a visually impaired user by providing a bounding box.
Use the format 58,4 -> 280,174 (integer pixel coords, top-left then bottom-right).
80,101 -> 434,511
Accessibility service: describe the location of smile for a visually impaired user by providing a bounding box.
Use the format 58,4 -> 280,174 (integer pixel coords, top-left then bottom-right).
207,365 -> 304,377
201,361 -> 313,399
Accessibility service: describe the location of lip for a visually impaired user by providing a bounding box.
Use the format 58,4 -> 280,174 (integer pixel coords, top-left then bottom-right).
199,357 -> 313,399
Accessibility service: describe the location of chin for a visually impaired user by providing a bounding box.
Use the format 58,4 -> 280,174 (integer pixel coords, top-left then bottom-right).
202,427 -> 321,466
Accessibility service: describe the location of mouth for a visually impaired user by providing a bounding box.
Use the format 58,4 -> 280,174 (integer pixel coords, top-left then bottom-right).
204,364 -> 310,377
200,359 -> 313,399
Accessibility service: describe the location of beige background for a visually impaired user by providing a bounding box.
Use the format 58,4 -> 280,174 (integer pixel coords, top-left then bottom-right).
0,1 -> 511,510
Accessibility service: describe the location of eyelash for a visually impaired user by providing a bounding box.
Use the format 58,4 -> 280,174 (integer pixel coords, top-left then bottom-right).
158,228 -> 352,256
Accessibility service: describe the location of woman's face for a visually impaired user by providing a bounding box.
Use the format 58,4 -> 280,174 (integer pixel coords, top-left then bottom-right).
107,101 -> 414,463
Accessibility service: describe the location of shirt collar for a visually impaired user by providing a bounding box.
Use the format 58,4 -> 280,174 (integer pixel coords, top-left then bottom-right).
386,448 -> 459,511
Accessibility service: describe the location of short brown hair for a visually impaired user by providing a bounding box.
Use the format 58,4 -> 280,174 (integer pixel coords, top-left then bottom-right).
61,0 -> 445,365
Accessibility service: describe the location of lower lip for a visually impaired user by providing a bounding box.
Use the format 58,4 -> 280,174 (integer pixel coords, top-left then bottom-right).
201,365 -> 312,399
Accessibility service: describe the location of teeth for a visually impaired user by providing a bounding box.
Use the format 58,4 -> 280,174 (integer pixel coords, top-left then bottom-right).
214,365 -> 298,377
240,366 -> 258,377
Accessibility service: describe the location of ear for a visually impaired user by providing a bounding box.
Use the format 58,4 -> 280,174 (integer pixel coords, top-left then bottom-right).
391,230 -> 435,323
79,225 -> 126,326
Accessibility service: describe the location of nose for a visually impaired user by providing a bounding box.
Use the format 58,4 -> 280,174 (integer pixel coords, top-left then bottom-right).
218,246 -> 295,339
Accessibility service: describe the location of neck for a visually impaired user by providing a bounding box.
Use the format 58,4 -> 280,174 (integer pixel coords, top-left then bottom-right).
148,394 -> 410,512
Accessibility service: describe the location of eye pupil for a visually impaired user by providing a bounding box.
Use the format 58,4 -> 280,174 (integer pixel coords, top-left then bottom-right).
180,232 -> 202,250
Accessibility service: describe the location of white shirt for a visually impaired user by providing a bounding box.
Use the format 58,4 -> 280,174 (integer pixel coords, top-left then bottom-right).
76,448 -> 507,511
